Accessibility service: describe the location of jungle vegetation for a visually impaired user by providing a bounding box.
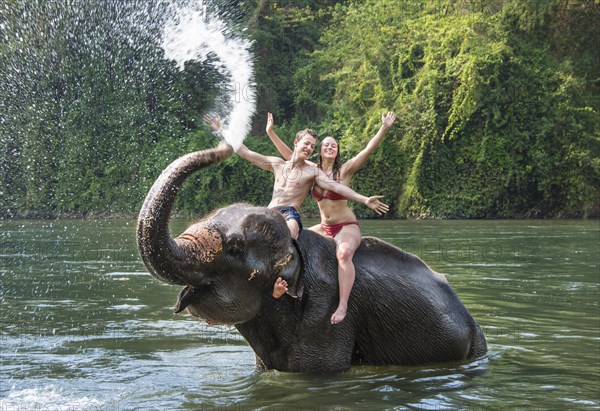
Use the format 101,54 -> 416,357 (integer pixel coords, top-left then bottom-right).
1,0 -> 598,219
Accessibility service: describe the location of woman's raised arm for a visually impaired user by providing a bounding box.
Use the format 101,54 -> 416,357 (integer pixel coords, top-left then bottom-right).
343,111 -> 396,176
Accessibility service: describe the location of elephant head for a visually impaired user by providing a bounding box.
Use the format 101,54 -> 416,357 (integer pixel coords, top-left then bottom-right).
136,145 -> 303,325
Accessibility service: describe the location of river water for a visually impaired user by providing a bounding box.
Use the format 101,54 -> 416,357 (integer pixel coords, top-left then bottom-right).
1,218 -> 598,410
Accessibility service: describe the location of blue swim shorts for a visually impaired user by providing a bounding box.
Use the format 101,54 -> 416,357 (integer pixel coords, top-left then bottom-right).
272,205 -> 303,232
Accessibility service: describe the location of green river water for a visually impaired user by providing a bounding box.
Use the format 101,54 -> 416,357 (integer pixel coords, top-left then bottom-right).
1,218 -> 598,410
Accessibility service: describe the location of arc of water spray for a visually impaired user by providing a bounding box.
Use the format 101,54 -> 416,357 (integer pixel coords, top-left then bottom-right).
161,1 -> 256,152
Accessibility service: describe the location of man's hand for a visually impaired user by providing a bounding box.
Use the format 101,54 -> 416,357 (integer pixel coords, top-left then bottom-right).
365,196 -> 389,215
204,114 -> 222,133
266,112 -> 275,134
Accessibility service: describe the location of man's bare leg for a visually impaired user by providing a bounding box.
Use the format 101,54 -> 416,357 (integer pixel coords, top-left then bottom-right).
286,220 -> 300,240
272,219 -> 298,298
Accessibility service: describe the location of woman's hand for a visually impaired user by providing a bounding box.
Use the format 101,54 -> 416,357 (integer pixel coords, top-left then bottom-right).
381,111 -> 396,129
365,196 -> 389,215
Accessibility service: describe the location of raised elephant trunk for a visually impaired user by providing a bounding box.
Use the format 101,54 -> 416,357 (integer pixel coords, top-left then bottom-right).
136,144 -> 233,285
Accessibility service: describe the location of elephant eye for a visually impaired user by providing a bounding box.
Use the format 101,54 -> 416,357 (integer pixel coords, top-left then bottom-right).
227,244 -> 244,256
225,235 -> 245,256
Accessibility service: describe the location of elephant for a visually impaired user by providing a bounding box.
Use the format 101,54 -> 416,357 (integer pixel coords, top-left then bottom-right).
136,145 -> 487,373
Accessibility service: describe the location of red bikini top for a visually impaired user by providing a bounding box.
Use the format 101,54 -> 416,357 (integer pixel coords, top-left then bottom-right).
311,185 -> 348,201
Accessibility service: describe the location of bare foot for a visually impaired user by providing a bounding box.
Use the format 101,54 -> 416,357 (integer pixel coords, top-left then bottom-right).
273,277 -> 288,299
330,302 -> 348,324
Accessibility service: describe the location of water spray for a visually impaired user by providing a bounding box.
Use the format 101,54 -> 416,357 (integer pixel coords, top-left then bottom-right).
161,1 -> 256,152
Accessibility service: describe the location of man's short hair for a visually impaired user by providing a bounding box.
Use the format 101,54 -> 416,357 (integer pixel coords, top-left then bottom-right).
294,128 -> 318,143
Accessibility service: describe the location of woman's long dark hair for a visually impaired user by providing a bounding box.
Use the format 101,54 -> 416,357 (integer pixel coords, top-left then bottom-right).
318,136 -> 342,182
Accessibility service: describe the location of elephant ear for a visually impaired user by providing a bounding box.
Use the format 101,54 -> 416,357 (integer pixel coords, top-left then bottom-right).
276,239 -> 304,299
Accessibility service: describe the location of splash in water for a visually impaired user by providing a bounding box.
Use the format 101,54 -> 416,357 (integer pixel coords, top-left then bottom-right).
162,2 -> 255,151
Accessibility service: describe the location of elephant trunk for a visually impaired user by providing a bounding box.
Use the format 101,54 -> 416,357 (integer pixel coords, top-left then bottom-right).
136,144 -> 233,285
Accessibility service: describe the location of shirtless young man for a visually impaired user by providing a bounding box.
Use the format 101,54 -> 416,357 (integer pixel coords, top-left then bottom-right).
235,124 -> 389,298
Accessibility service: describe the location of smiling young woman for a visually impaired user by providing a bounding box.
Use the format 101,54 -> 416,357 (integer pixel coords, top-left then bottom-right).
268,111 -> 397,324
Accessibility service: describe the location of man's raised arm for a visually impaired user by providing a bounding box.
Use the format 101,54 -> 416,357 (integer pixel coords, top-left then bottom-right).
236,144 -> 281,173
266,112 -> 293,160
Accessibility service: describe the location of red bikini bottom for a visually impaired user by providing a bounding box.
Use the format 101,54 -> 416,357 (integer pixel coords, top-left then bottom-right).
321,221 -> 360,238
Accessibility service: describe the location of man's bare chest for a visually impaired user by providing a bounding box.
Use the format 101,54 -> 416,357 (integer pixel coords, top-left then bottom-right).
274,165 -> 314,190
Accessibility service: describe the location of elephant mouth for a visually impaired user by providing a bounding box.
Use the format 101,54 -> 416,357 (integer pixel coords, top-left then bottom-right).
173,285 -> 235,325
174,285 -> 198,314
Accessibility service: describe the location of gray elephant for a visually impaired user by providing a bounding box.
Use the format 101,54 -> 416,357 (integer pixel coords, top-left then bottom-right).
137,145 -> 487,372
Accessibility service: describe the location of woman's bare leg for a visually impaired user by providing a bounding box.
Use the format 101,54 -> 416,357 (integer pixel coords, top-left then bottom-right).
308,223 -> 326,236
331,224 -> 361,324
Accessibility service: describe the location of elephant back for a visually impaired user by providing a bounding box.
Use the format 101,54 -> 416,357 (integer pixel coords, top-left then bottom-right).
350,236 -> 484,364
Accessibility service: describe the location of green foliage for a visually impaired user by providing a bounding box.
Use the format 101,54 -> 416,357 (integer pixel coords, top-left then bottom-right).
175,133 -> 275,216
250,0 -> 344,130
1,0 -> 597,219
285,0 -> 599,218
0,0 -> 232,218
